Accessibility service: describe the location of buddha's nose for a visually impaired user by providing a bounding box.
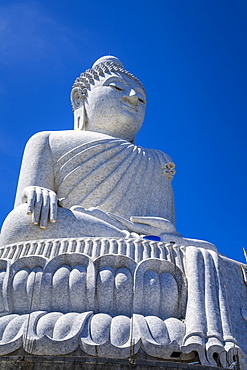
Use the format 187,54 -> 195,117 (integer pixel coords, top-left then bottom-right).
127,89 -> 139,105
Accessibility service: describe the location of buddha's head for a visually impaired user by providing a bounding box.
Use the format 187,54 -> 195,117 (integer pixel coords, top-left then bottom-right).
71,56 -> 146,142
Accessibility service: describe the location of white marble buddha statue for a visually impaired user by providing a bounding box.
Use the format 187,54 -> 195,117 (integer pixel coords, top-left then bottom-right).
0,56 -> 178,245
0,57 -> 245,370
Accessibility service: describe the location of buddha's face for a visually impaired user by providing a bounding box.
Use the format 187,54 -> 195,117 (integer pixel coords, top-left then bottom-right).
84,73 -> 146,141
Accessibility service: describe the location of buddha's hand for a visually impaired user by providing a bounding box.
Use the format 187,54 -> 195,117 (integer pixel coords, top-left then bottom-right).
21,186 -> 58,228
109,214 -> 180,237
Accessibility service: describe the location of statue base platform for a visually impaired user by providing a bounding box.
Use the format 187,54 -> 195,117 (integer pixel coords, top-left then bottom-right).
0,237 -> 245,369
0,352 -> 228,370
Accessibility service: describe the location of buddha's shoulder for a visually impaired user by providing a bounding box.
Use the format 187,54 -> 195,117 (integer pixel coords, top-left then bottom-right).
28,130 -> 78,141
49,130 -> 114,141
24,131 -> 54,150
27,130 -> 114,147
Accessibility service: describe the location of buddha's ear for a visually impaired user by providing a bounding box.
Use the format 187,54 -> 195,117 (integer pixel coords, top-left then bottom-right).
71,88 -> 86,130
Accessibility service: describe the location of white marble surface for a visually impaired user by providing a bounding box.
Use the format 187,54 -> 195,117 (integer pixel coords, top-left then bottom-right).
0,56 -> 246,369
0,243 -> 245,368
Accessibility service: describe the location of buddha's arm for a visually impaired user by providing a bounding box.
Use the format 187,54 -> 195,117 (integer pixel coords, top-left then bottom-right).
14,131 -> 58,228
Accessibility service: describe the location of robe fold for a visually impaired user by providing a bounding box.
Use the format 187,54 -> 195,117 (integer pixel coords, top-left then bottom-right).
54,136 -> 175,223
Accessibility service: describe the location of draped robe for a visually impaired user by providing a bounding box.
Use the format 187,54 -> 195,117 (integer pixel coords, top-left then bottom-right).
47,131 -> 176,223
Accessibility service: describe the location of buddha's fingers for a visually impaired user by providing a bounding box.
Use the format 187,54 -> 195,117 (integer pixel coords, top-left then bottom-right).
40,189 -> 50,229
109,213 -> 159,235
32,188 -> 43,225
130,216 -> 170,228
108,213 -> 133,228
22,187 -> 36,215
49,192 -> 57,223
131,216 -> 179,235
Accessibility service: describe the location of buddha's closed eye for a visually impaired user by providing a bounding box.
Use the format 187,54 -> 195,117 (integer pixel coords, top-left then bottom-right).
108,82 -> 145,105
109,83 -> 124,91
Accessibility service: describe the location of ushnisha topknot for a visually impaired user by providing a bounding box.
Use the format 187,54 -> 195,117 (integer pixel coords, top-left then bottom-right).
91,55 -> 125,68
71,55 -> 145,111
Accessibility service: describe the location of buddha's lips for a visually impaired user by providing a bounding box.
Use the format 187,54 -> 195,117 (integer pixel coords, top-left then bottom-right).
121,101 -> 138,112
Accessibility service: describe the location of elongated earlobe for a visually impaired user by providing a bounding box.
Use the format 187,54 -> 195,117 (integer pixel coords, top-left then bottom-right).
73,105 -> 87,130
71,88 -> 87,130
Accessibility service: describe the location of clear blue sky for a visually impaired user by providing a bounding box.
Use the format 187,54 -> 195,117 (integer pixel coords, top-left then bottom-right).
0,0 -> 246,263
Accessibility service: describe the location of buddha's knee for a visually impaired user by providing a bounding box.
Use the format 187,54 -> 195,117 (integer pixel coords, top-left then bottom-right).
0,204 -> 128,246
0,204 -> 44,245
1,205 -> 27,245
0,204 -> 82,245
